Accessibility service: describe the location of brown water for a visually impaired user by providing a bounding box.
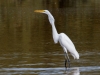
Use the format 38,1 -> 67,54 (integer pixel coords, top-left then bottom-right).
0,0 -> 100,75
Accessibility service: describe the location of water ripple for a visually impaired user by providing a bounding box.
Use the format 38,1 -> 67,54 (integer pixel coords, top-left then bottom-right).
0,66 -> 99,75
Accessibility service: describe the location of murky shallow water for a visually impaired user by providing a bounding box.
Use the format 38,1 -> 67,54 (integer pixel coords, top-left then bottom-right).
0,52 -> 100,75
0,67 -> 100,75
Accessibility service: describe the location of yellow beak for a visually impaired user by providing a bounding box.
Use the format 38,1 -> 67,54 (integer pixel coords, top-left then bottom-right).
34,10 -> 45,13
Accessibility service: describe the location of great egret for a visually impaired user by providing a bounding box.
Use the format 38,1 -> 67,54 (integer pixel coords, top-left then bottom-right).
34,10 -> 79,68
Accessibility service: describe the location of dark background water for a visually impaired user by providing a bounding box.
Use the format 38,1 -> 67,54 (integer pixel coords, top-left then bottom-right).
0,0 -> 100,75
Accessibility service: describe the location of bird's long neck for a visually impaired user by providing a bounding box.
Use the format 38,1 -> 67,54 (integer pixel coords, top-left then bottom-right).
47,12 -> 59,43
51,22 -> 59,44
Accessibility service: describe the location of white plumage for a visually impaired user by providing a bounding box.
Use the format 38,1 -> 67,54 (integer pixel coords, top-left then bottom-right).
34,10 -> 79,68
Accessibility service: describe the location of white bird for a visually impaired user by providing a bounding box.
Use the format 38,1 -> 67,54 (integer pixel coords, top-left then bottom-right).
34,10 -> 79,68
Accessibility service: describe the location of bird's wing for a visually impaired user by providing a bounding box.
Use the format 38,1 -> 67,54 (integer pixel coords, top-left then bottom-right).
59,33 -> 79,59
59,33 -> 75,48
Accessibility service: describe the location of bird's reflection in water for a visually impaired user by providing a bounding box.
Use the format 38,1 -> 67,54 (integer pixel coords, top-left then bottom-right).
65,67 -> 80,75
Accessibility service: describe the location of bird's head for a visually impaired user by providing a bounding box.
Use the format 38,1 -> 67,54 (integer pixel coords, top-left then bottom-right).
34,10 -> 55,25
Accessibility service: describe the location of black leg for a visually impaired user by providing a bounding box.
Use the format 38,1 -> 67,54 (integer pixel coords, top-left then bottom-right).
67,59 -> 70,68
65,59 -> 70,68
64,52 -> 71,68
65,59 -> 67,68
64,52 -> 67,68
